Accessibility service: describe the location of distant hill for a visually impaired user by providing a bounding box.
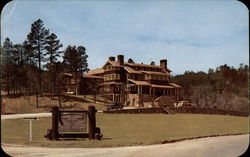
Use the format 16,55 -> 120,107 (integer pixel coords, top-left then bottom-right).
172,64 -> 249,112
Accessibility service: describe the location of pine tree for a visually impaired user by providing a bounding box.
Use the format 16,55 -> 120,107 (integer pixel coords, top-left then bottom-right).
45,33 -> 63,64
128,58 -> 134,63
63,45 -> 89,74
44,33 -> 63,99
2,38 -> 13,95
23,40 -> 35,66
63,45 -> 89,95
27,19 -> 49,70
27,19 -> 49,107
150,61 -> 155,65
51,61 -> 65,107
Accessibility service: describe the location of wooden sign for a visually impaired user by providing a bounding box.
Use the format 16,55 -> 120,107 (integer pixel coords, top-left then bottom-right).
58,111 -> 87,132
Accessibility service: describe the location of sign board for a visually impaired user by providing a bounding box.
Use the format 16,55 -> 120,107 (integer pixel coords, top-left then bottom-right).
22,117 -> 39,120
58,111 -> 87,132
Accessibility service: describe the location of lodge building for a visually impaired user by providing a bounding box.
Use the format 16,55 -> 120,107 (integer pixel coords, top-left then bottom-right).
64,55 -> 182,107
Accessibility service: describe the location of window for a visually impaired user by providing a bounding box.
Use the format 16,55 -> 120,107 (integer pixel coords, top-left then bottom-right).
137,75 -> 141,80
115,85 -> 120,91
131,86 -> 136,91
116,74 -> 120,80
71,78 -> 76,84
129,74 -> 134,79
160,75 -> 163,80
126,84 -> 131,91
105,65 -> 113,71
151,75 -> 154,80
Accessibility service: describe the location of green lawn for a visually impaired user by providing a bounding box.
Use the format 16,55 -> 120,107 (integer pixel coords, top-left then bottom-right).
1,114 -> 249,148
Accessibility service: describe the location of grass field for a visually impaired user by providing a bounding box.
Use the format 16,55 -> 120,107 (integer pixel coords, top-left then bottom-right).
2,94 -> 107,114
1,113 -> 249,148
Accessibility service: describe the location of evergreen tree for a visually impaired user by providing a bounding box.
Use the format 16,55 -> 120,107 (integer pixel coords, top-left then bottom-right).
128,58 -> 135,63
63,45 -> 89,74
23,40 -> 35,66
26,19 -> 49,107
51,61 -> 65,107
27,19 -> 49,70
150,61 -> 155,65
44,33 -> 63,99
63,45 -> 89,95
2,38 -> 13,95
45,33 -> 63,64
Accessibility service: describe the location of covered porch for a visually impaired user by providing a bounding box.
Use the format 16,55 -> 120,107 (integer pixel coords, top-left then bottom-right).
127,79 -> 178,96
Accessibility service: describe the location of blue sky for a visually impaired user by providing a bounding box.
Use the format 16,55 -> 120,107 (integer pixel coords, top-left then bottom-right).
1,0 -> 249,74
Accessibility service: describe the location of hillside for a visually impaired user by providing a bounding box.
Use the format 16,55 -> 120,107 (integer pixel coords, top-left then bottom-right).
172,64 -> 248,112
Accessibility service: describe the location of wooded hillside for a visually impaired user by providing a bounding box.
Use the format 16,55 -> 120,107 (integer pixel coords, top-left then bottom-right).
172,64 -> 249,111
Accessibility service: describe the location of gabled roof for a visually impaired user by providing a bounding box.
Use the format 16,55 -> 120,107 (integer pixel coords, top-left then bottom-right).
124,66 -> 142,74
87,68 -> 104,75
140,70 -> 170,76
125,62 -> 162,69
64,73 -> 103,79
82,74 -> 103,79
124,62 -> 172,72
128,79 -> 151,86
100,82 -> 122,85
162,68 -> 172,73
101,60 -> 120,68
151,84 -> 173,88
128,79 -> 178,88
169,83 -> 182,88
64,73 -> 73,77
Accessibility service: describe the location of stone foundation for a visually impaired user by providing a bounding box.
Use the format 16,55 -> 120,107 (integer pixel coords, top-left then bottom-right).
154,95 -> 176,107
126,94 -> 176,108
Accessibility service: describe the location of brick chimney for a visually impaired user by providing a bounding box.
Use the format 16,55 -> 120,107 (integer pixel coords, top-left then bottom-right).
160,59 -> 167,70
117,55 -> 124,65
109,56 -> 115,61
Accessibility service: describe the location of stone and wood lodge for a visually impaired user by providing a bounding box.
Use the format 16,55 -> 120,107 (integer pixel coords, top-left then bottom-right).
64,55 -> 182,107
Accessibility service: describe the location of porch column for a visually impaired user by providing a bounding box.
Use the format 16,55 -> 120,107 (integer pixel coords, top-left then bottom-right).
150,87 -> 152,95
153,88 -> 155,95
138,85 -> 140,94
163,89 -> 165,95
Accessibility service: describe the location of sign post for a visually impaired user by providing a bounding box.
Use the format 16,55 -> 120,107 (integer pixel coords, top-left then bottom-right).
22,117 -> 39,142
52,106 -> 59,140
45,106 -> 101,140
88,106 -> 96,140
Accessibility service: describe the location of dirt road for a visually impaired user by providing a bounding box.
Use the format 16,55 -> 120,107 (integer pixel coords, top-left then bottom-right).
2,134 -> 248,157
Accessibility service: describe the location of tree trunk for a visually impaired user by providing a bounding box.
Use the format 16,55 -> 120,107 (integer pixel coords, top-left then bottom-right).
75,74 -> 78,95
50,76 -> 53,100
36,90 -> 39,108
7,67 -> 10,95
93,94 -> 96,103
58,85 -> 61,108
58,93 -> 61,108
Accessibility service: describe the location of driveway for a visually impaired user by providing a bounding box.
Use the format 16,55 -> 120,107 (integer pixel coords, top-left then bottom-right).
1,112 -> 51,120
2,134 -> 248,157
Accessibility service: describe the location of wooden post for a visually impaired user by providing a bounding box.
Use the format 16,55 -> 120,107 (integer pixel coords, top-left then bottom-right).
29,120 -> 32,142
51,106 -> 59,140
88,106 -> 96,140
